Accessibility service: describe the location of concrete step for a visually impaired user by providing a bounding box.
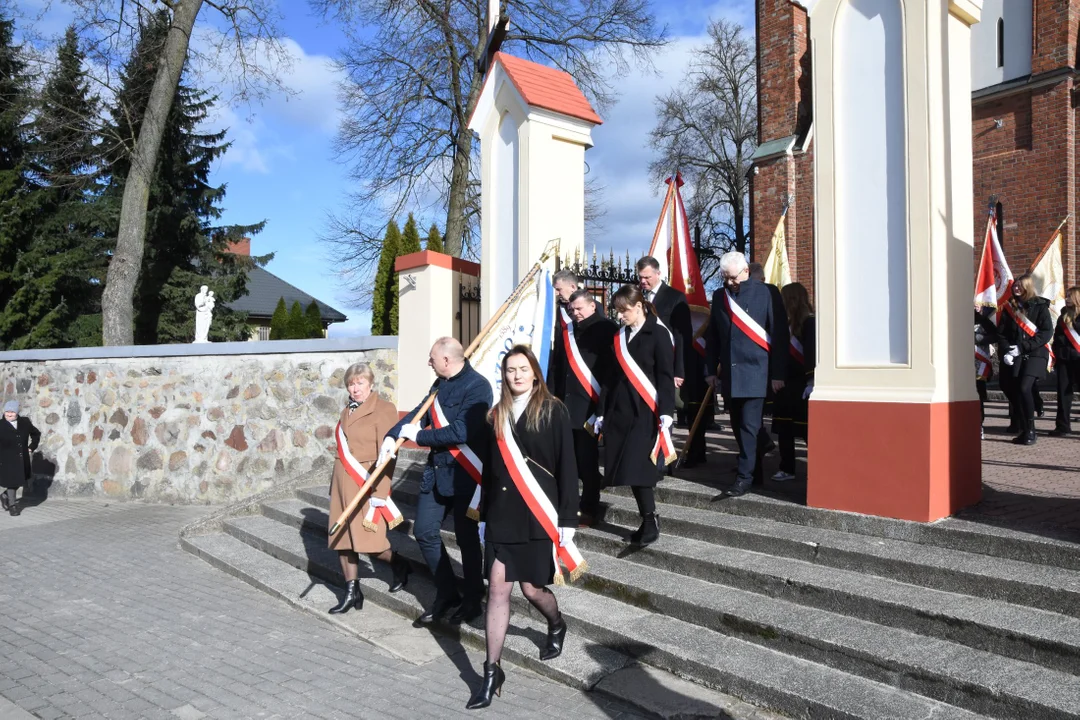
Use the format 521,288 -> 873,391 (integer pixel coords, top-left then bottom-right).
235,505 -> 984,720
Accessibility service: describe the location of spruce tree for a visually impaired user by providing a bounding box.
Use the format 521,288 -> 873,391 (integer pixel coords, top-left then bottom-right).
0,15 -> 34,323
286,300 -> 306,339
0,27 -> 104,349
371,220 -> 400,335
304,301 -> 323,338
269,297 -> 288,339
425,223 -> 444,253
101,10 -> 266,345
400,213 -> 422,255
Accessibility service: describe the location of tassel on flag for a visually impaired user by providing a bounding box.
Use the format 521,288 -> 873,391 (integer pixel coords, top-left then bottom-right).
973,205 -> 1013,320
648,173 -> 711,355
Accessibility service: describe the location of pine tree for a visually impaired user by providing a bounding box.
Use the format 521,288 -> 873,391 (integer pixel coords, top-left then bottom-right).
286,300 -> 306,339
425,223 -> 444,253
304,301 -> 323,338
0,27 -> 104,349
0,15 -> 35,324
400,213 -> 422,255
269,297 -> 288,339
100,10 -> 266,345
371,220 -> 400,335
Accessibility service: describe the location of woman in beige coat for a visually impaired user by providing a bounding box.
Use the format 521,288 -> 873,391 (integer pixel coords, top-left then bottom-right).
327,362 -> 411,614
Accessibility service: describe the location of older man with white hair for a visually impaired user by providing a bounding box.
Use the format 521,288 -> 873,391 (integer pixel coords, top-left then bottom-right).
705,252 -> 789,497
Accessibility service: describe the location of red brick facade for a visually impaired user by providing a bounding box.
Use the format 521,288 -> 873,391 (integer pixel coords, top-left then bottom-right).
754,0 -> 1080,293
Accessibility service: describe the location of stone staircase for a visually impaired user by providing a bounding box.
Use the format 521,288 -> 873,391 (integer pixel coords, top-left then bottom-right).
181,456 -> 1080,719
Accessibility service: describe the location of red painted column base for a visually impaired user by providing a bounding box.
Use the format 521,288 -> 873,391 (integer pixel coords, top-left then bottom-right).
807,400 -> 982,522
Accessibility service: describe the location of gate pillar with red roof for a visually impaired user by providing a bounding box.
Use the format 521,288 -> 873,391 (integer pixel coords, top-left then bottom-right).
806,0 -> 984,521
467,52 -> 602,322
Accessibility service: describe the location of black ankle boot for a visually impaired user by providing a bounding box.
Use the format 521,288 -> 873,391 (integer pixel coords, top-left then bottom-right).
540,614 -> 567,661
466,661 -> 505,709
1024,429 -> 1037,445
639,513 -> 659,545
328,580 -> 363,614
389,553 -> 411,593
8,501 -> 20,517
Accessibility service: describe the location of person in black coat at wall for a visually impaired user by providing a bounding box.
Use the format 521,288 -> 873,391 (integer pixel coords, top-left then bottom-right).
563,289 -> 618,524
0,400 -> 41,516
469,346 -> 580,710
1050,286 -> 1080,436
998,273 -> 1054,445
706,252 -> 789,497
771,283 -> 814,482
596,284 -> 675,546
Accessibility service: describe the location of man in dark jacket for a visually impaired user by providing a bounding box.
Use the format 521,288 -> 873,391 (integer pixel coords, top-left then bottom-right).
563,289 -> 618,523
706,252 -> 789,497
385,337 -> 492,624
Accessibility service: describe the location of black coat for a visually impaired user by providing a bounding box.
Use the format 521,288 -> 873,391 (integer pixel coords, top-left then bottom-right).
547,299 -> 605,398
649,283 -> 691,382
480,401 -> 579,543
997,297 -> 1054,379
1052,313 -> 1080,365
705,278 -> 790,399
975,309 -> 998,382
773,316 -> 815,435
559,311 -> 618,428
0,416 -> 40,489
600,313 -> 675,487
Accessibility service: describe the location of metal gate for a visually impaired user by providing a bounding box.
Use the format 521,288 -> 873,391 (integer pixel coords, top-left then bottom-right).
556,249 -> 639,318
457,279 -> 481,347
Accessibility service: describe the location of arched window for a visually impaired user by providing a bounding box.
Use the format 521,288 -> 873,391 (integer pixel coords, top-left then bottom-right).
996,201 -> 1005,246
997,18 -> 1005,68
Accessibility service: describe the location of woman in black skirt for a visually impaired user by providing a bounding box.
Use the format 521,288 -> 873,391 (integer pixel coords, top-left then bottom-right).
596,284 -> 675,546
998,274 -> 1054,445
771,283 -> 815,482
468,345 -> 581,709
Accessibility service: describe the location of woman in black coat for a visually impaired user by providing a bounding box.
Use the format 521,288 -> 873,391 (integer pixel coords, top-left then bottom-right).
998,274 -> 1054,445
1050,287 -> 1080,436
596,284 -> 675,547
0,400 -> 41,516
470,345 -> 580,710
772,283 -> 815,481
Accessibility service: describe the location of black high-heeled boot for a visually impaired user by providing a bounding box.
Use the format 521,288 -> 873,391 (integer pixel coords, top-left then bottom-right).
466,661 -> 505,709
639,513 -> 659,545
389,553 -> 411,593
539,614 -> 567,661
328,580 -> 363,614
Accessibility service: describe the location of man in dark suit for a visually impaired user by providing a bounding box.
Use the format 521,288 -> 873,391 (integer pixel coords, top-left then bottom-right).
637,256 -> 708,466
706,253 -> 789,497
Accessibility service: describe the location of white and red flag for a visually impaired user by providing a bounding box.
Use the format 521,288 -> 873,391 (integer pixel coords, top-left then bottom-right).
335,422 -> 404,531
973,207 -> 1013,319
647,173 -> 711,355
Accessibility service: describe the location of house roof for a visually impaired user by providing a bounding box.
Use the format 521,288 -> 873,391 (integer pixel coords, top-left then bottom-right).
492,52 -> 603,125
225,266 -> 347,323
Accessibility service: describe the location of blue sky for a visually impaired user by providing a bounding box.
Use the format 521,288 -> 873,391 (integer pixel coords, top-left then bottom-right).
21,0 -> 754,337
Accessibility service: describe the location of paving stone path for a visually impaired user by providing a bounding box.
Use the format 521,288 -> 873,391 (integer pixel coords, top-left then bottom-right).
0,501 -> 661,720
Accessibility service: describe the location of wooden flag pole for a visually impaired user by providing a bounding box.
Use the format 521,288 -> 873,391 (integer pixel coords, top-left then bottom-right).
673,366 -> 719,472
329,242 -> 559,537
1028,214 -> 1071,273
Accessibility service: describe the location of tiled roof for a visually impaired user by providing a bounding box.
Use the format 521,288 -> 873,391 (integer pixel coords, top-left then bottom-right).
224,266 -> 347,323
494,52 -> 603,125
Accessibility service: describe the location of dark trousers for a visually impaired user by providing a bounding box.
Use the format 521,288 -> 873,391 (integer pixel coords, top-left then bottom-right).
683,401 -> 708,462
414,485 -> 484,605
1033,379 -> 1044,416
778,424 -> 796,474
976,379 -> 988,424
729,397 -> 765,487
573,429 -> 602,513
1056,362 -> 1079,431
1002,371 -> 1038,434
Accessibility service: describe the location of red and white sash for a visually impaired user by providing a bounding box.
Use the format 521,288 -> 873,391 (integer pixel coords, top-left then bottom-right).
1003,303 -> 1054,371
975,346 -> 992,381
789,336 -> 805,365
613,329 -> 678,466
723,289 -> 770,352
495,415 -> 587,584
560,307 -> 602,432
1065,322 -> 1080,355
335,422 -> 403,531
432,397 -> 484,520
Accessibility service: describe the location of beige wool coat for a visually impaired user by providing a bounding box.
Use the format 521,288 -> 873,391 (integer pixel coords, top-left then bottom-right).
328,394 -> 399,553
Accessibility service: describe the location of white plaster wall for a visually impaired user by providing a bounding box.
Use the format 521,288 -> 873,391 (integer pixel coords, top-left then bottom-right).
970,0 -> 1032,91
397,264 -> 454,410
833,0 -> 909,366
493,111 -> 520,307
525,127 -> 586,272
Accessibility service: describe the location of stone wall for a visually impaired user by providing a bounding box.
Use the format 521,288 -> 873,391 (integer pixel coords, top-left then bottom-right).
0,338 -> 398,504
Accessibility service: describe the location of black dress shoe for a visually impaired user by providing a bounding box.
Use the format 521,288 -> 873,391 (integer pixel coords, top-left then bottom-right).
1011,432 -> 1029,444
1049,428 -> 1070,437
639,513 -> 659,545
540,614 -> 567,661
328,580 -> 363,614
724,482 -> 751,498
450,601 -> 483,624
466,661 -> 505,709
1024,430 -> 1037,445
416,597 -> 460,625
389,553 -> 411,593
8,502 -> 20,517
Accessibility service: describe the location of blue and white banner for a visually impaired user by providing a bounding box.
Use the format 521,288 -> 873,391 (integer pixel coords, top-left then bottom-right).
472,269 -> 556,399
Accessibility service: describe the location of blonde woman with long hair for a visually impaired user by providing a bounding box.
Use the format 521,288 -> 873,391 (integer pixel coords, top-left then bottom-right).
1050,286 -> 1080,436
997,274 -> 1054,444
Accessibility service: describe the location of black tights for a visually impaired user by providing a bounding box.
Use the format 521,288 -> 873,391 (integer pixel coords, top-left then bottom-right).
484,559 -> 560,664
3,488 -> 14,505
631,486 -> 655,516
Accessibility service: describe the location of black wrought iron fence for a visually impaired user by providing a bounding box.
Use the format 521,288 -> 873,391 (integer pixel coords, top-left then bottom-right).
556,249 -> 639,318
